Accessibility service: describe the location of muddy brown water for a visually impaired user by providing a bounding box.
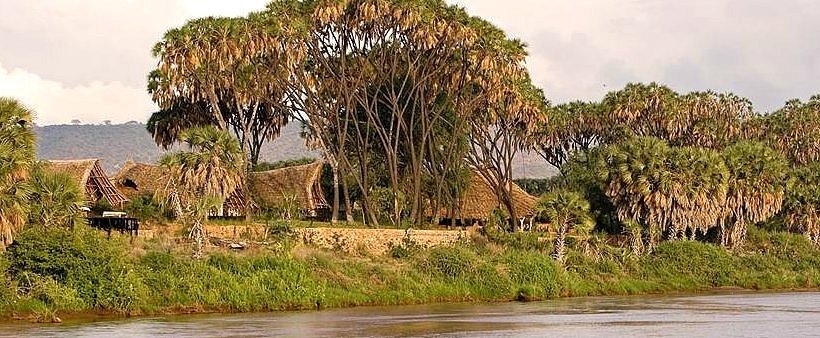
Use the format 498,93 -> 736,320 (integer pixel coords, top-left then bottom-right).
2,291 -> 819,337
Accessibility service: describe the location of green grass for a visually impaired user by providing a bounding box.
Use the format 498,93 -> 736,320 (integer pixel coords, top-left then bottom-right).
1,225 -> 819,321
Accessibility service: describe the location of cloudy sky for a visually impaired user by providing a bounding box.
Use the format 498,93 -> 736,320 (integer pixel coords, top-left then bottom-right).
1,0 -> 818,125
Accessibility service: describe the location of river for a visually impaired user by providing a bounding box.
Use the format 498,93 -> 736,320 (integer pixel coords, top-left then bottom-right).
3,291 -> 819,337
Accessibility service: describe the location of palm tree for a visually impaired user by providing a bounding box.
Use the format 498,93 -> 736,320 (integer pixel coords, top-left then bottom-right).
0,97 -> 36,248
160,126 -> 244,258
721,142 -> 787,248
27,166 -> 84,228
783,162 -> 820,246
535,189 -> 594,263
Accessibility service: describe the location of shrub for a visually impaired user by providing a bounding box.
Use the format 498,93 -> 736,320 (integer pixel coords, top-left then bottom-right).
421,246 -> 476,278
388,230 -> 421,259
16,272 -> 85,311
125,193 -> 172,221
0,255 -> 14,306
6,226 -> 147,312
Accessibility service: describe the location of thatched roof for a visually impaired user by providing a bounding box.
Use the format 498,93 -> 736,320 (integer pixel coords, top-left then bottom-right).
249,161 -> 328,211
46,159 -> 129,207
440,170 -> 537,220
112,161 -> 172,200
112,161 -> 252,216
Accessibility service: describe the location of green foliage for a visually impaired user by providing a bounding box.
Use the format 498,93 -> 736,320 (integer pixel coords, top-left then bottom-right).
535,189 -> 594,235
16,272 -> 85,311
27,166 -> 84,227
783,161 -> 820,244
514,178 -> 553,196
482,224 -> 550,251
0,97 -> 37,248
388,230 -> 421,259
265,220 -> 293,239
0,254 -> 14,306
367,187 -> 406,225
90,196 -> 115,215
125,193 -> 173,221
0,224 -> 819,318
5,226 -> 147,313
421,246 -> 477,279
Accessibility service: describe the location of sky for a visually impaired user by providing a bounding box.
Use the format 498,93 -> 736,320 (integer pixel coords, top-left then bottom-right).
1,0 -> 819,125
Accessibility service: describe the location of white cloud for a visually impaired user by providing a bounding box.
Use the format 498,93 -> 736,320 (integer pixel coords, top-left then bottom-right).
0,62 -> 156,125
2,0 -> 820,125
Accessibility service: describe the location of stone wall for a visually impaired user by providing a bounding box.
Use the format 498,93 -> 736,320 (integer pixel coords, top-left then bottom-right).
139,223 -> 469,255
295,227 -> 468,255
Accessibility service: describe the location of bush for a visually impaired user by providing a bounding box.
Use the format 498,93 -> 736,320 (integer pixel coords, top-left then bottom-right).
421,246 -> 476,278
16,272 -> 85,311
0,255 -> 14,306
388,231 -> 421,259
125,193 -> 172,221
6,226 -> 147,312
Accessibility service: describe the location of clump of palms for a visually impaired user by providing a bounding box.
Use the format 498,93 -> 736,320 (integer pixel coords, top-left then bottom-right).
720,142 -> 787,248
784,162 -> 820,246
535,189 -> 594,263
0,97 -> 36,248
601,137 -> 730,251
160,126 -> 244,259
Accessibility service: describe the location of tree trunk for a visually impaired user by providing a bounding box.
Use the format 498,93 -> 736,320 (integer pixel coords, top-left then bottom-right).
191,219 -> 204,260
500,190 -> 518,232
342,174 -> 354,223
554,226 -> 567,264
331,160 -> 340,224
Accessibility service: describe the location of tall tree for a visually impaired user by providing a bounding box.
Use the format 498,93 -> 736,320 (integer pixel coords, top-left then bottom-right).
720,142 -> 787,248
600,83 -> 752,148
160,126 -> 244,258
0,97 -> 36,248
784,161 -> 820,246
747,95 -> 820,165
534,101 -> 603,171
466,77 -> 547,228
601,137 -> 729,251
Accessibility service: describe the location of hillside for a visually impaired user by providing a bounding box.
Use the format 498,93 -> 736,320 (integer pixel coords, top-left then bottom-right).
34,123 -> 554,178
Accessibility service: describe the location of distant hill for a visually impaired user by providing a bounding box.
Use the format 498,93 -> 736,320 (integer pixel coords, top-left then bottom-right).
35,123 -> 555,178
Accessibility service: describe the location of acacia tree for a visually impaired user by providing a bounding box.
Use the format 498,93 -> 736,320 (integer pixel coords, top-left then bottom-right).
160,126 -> 244,258
0,98 -> 36,249
535,189 -> 594,263
466,77 -> 547,227
260,0 -> 539,226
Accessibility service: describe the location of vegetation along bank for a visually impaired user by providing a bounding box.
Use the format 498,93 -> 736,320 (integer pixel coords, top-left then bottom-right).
2,0 -> 820,323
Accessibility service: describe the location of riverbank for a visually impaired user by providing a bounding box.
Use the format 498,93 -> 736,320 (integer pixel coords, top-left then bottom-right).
7,291 -> 819,337
1,224 -> 818,323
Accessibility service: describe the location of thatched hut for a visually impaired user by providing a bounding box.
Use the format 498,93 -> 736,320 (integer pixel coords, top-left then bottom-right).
248,161 -> 328,215
438,170 -> 538,223
46,159 -> 129,208
112,161 -> 250,217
